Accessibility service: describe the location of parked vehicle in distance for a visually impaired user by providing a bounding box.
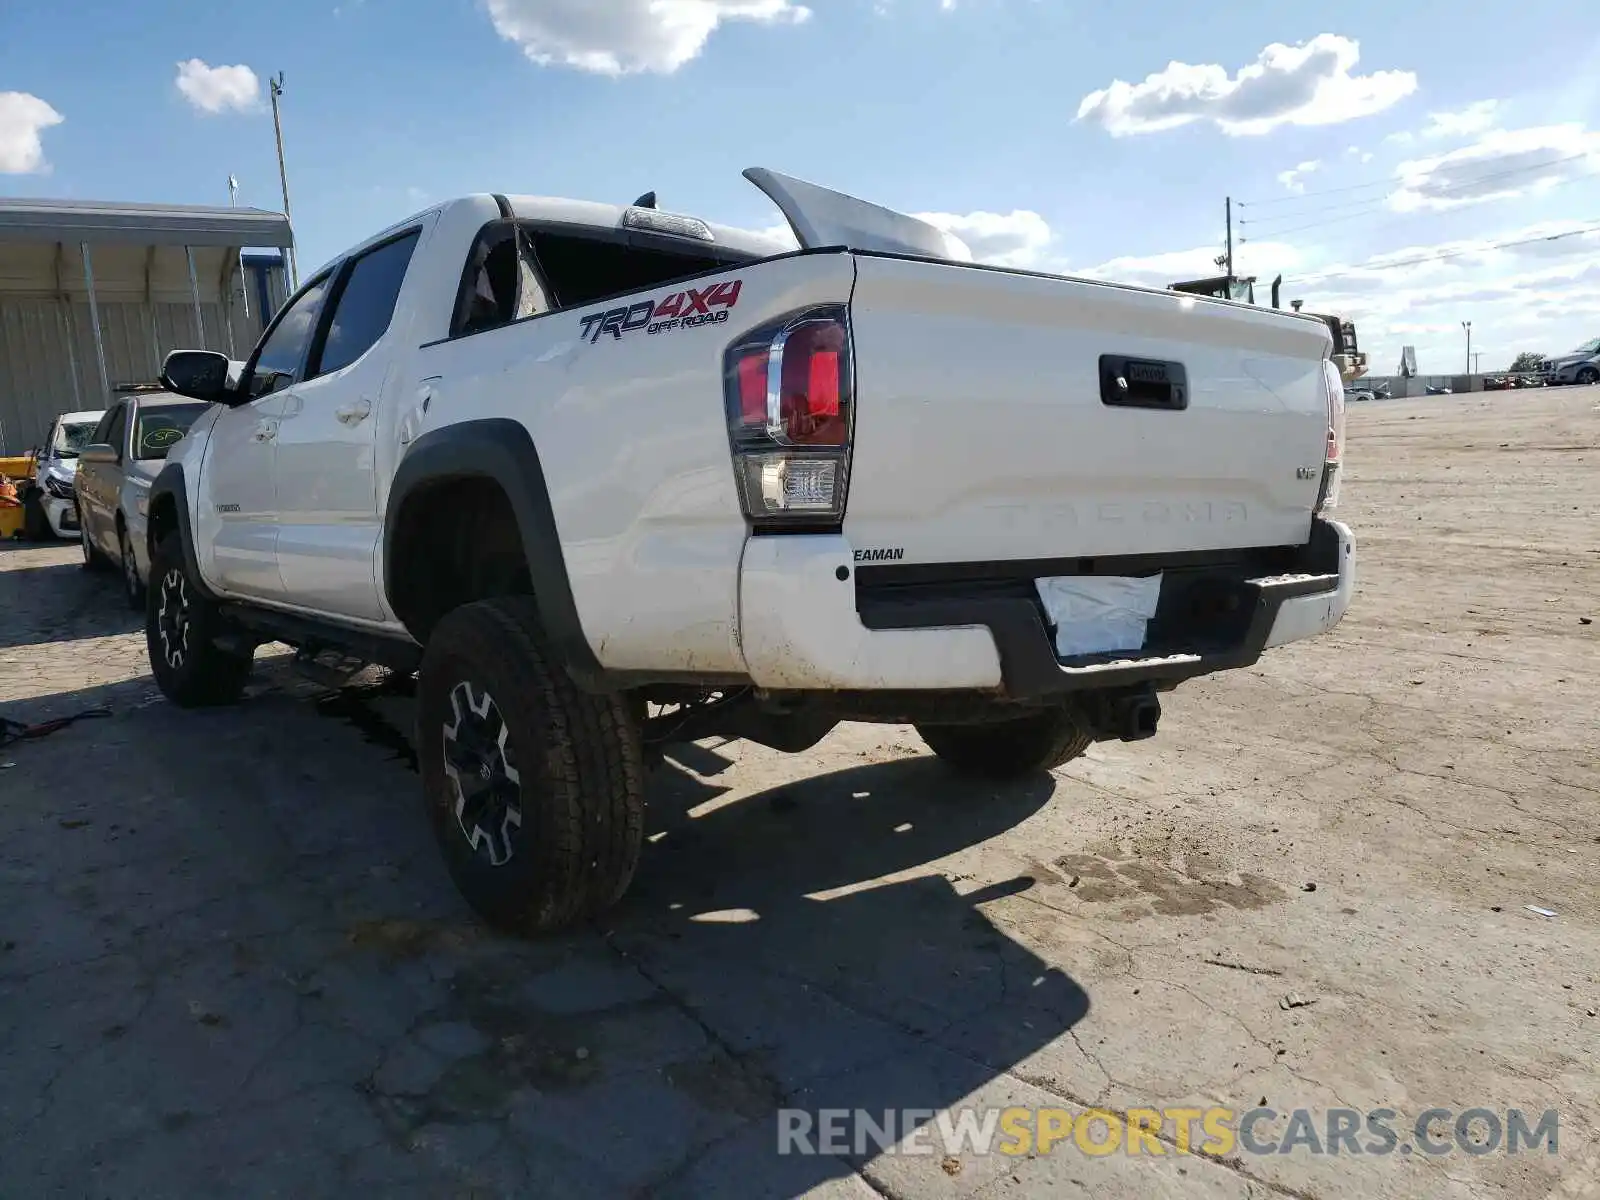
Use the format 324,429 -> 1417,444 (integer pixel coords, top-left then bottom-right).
146,167 -> 1356,934
74,386 -> 210,607
1344,385 -> 1375,403
1539,337 -> 1600,386
22,409 -> 106,541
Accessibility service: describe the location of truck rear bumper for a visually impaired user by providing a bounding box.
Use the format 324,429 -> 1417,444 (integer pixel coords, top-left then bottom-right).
739,537 -> 1005,691
738,520 -> 1354,698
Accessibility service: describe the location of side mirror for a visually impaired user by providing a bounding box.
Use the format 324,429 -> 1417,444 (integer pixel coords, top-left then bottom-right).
80,444 -> 117,466
160,349 -> 234,404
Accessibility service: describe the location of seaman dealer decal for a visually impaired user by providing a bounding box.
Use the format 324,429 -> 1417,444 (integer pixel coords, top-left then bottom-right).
578,279 -> 743,344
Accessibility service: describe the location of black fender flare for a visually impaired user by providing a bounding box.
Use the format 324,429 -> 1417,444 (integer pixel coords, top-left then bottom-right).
147,464 -> 218,601
383,418 -> 606,690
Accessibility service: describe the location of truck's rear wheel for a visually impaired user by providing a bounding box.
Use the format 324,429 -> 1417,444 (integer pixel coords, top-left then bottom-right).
145,533 -> 253,707
417,597 -> 646,935
917,707 -> 1091,780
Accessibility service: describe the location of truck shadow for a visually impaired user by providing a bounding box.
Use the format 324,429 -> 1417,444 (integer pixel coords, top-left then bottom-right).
0,541 -> 141,651
0,672 -> 1090,1198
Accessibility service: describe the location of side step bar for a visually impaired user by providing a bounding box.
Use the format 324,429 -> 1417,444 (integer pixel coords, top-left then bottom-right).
215,603 -> 422,675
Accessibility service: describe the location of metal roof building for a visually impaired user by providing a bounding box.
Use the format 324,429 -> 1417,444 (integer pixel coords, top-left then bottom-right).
0,197 -> 294,453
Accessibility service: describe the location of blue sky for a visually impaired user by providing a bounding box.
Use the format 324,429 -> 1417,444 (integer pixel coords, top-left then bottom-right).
4,0 -> 1599,373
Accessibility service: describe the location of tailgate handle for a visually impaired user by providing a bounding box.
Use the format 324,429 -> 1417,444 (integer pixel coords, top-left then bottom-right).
1099,356 -> 1188,411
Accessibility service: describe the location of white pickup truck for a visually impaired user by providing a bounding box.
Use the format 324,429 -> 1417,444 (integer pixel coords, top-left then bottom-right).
149,168 -> 1354,933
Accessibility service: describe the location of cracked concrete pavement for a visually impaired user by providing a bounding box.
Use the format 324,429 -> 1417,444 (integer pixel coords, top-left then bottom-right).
1,390 -> 1597,1198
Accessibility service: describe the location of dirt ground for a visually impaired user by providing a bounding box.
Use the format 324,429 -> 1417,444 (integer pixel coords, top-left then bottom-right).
1,389 -> 1596,1199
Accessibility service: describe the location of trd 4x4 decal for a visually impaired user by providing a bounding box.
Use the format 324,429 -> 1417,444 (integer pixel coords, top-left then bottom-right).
578,279 -> 743,344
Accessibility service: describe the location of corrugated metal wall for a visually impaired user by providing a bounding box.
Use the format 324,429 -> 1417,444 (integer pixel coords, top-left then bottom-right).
0,242 -> 286,453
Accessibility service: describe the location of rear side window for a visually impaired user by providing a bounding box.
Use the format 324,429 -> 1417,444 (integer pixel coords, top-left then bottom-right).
315,231 -> 421,376
452,222 -> 548,338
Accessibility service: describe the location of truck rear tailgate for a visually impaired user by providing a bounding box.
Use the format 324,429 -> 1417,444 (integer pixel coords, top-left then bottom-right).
842,254 -> 1334,565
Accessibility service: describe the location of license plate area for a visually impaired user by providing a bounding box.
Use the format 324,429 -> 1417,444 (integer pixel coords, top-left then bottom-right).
1034,574 -> 1163,659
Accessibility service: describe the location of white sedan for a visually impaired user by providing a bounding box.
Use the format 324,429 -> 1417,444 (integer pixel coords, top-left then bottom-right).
74,389 -> 209,607
23,409 -> 105,540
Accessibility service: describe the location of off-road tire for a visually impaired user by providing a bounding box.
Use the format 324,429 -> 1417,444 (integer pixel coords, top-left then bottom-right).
1577,366 -> 1599,387
917,706 -> 1092,780
417,596 -> 646,935
119,523 -> 146,610
145,532 -> 252,707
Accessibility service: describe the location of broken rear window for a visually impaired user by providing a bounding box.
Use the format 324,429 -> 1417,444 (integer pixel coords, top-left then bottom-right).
526,229 -> 754,311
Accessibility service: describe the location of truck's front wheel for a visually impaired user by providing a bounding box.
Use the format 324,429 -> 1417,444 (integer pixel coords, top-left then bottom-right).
917,707 -> 1091,780
417,597 -> 646,935
145,533 -> 253,707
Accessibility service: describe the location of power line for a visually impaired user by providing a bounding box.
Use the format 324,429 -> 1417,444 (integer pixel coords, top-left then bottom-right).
1241,153 -> 1596,234
1242,202 -> 1391,240
1243,165 -> 1600,248
1240,151 -> 1593,219
1240,175 -> 1393,208
1242,194 -> 1391,224
1293,222 -> 1600,285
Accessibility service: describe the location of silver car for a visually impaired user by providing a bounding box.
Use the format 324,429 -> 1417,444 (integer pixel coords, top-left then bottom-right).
75,389 -> 211,608
1539,337 -> 1600,387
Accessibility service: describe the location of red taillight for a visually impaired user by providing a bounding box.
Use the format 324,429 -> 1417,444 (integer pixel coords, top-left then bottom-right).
724,306 -> 853,524
731,318 -> 848,446
776,320 -> 846,445
737,352 -> 768,425
808,351 -> 840,418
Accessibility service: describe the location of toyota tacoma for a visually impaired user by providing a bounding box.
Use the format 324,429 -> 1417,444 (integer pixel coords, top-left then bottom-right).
146,168 -> 1356,933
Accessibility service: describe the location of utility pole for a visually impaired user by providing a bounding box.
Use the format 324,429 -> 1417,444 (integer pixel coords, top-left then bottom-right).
1225,197 -> 1234,278
268,72 -> 299,289
1473,351 -> 1481,374
1462,320 -> 1472,378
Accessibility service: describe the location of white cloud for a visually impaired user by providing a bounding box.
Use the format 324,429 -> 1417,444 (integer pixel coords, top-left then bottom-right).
1345,144 -> 1374,163
739,218 -> 801,253
1285,220 -> 1600,370
1074,239 -> 1306,290
0,91 -> 63,174
1278,159 -> 1321,193
1420,99 -> 1499,139
1076,34 -> 1416,137
1066,219 -> 1600,372
175,59 -> 261,114
912,209 -> 1053,267
483,0 -> 810,75
1390,123 -> 1600,212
